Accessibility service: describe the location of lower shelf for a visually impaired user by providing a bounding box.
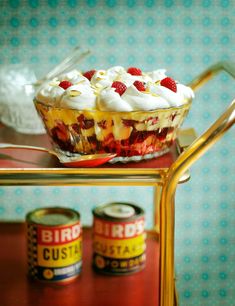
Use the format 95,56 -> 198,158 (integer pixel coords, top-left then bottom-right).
0,223 -> 160,306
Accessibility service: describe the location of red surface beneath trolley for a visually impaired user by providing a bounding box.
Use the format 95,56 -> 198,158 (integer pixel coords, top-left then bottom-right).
0,223 -> 160,306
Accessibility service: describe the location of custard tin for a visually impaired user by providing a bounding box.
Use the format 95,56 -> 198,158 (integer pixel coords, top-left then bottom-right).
26,207 -> 82,284
92,202 -> 146,275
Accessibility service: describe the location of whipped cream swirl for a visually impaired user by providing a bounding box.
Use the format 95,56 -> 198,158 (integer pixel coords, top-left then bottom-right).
59,84 -> 96,110
36,66 -> 194,111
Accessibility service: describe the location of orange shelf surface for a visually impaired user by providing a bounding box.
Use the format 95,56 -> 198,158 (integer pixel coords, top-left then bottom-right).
0,223 -> 160,306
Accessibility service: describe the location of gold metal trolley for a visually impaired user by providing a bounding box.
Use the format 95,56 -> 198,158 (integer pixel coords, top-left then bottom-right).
0,62 -> 234,306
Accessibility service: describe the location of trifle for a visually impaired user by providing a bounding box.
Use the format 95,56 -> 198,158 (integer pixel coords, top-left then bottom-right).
34,66 -> 194,162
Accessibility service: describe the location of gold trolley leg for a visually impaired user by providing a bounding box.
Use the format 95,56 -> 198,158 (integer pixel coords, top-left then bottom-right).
160,99 -> 235,306
159,61 -> 235,306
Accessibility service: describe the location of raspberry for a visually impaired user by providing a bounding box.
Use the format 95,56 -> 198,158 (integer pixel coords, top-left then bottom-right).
98,120 -> 107,129
111,81 -> 127,96
83,69 -> 96,81
59,80 -> 73,90
77,114 -> 94,129
133,80 -> 146,91
160,77 -> 177,93
127,67 -> 142,76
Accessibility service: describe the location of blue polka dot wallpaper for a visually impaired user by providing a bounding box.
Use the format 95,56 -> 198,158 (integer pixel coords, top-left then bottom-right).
0,1 -> 235,305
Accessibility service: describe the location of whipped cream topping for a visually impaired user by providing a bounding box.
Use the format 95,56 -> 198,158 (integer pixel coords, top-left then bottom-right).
98,85 -> 169,111
60,84 -> 96,110
147,69 -> 167,82
98,87 -> 133,112
36,80 -> 65,106
59,70 -> 90,85
90,69 -> 112,88
36,66 -> 194,111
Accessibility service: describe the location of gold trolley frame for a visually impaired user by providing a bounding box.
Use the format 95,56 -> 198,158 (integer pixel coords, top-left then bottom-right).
0,62 -> 234,306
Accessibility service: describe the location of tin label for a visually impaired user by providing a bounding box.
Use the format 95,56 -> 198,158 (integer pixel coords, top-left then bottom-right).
93,234 -> 145,258
93,217 -> 145,239
37,223 -> 81,244
28,221 -> 82,282
37,240 -> 82,267
93,216 -> 146,274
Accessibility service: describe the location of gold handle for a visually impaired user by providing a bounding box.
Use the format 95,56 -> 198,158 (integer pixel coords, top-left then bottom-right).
188,61 -> 235,91
160,62 -> 235,306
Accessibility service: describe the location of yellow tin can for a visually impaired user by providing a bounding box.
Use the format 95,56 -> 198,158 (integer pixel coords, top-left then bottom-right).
26,207 -> 82,284
92,202 -> 146,275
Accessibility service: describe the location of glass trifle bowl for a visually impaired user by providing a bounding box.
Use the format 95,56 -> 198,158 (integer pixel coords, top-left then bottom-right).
34,66 -> 194,163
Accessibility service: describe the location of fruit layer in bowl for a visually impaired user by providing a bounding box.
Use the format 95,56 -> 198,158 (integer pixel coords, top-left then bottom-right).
34,66 -> 194,162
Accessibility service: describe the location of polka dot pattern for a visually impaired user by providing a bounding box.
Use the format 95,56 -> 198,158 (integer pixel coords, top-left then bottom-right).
0,186 -> 154,229
0,1 -> 235,305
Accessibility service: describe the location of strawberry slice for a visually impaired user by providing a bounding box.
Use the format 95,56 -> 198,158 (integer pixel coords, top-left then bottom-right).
133,80 -> 146,91
127,67 -> 142,76
111,81 -> 127,96
83,70 -> 96,81
59,80 -> 73,90
160,77 -> 177,93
